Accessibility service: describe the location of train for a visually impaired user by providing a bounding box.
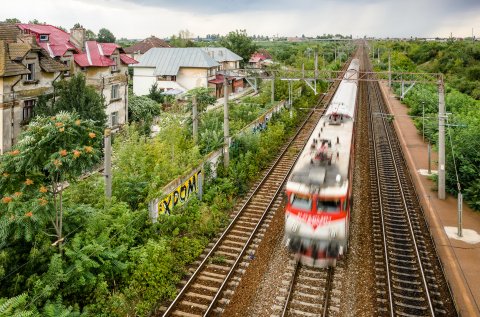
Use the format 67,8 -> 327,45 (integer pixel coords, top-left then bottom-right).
284,58 -> 360,267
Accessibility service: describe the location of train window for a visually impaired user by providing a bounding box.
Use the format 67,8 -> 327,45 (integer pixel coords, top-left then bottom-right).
317,199 -> 341,213
290,194 -> 312,211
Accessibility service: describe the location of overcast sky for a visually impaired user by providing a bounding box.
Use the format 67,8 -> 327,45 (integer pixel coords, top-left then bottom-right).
2,0 -> 480,39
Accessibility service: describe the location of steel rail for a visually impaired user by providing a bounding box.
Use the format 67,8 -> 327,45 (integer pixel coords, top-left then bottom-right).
364,54 -> 394,317
162,88 -> 332,317
280,258 -> 300,317
371,80 -> 435,315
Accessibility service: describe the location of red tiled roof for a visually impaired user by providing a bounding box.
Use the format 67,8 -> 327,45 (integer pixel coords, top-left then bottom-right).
123,36 -> 171,54
120,53 -> 138,65
208,74 -> 236,84
74,41 -> 116,67
100,43 -> 119,56
17,24 -> 77,57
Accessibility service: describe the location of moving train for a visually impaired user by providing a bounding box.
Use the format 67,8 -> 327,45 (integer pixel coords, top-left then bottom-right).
284,58 -> 360,267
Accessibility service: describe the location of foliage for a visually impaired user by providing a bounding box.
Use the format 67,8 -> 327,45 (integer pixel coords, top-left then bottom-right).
219,30 -> 257,66
147,83 -> 165,104
185,87 -> 217,113
35,74 -> 106,129
381,39 -> 480,210
97,28 -> 116,43
128,95 -> 161,135
0,112 -> 102,250
0,293 -> 38,317
2,18 -> 21,23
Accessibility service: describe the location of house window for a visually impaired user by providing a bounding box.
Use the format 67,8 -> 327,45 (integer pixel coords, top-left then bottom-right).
22,99 -> 36,123
63,60 -> 71,76
111,111 -> 119,127
39,34 -> 49,42
111,56 -> 118,72
26,63 -> 35,81
111,84 -> 120,100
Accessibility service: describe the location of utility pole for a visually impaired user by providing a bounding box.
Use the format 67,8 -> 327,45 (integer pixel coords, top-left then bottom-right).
314,50 -> 318,79
388,52 -> 392,88
271,74 -> 275,104
104,128 -> 112,199
223,74 -> 230,168
192,95 -> 198,144
438,78 -> 446,199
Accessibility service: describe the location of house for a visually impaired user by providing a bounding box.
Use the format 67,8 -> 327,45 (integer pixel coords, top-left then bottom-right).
15,24 -> 137,129
201,47 -> 244,97
200,47 -> 242,70
132,47 -> 220,96
133,47 -> 246,98
124,36 -> 171,61
0,23 -> 137,153
0,23 -> 68,153
248,51 -> 273,69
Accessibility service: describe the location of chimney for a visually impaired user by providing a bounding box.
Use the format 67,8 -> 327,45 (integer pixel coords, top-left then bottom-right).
70,27 -> 86,51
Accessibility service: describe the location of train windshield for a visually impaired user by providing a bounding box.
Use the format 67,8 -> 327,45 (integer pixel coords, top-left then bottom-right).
317,199 -> 341,213
290,194 -> 312,211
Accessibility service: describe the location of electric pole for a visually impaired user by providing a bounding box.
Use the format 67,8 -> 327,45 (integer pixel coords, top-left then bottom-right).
104,128 -> 112,199
223,74 -> 230,168
271,74 -> 275,104
438,78 -> 446,199
192,95 -> 198,144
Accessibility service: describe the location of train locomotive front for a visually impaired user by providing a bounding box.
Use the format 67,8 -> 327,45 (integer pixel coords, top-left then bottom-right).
284,59 -> 359,267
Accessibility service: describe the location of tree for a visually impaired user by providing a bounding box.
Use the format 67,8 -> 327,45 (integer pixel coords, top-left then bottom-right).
85,29 -> 96,41
73,23 -> 82,28
219,30 -> 257,66
2,18 -> 21,23
35,74 -> 106,129
97,28 -> 116,43
0,112 -> 102,252
147,82 -> 165,103
128,95 -> 161,135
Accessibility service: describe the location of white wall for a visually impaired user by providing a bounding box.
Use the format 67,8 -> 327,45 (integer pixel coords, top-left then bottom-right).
133,67 -> 157,95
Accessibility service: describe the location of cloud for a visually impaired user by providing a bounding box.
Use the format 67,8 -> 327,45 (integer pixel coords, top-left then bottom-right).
2,0 -> 480,39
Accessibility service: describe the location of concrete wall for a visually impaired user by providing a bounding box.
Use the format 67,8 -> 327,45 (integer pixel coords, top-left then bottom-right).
133,67 -> 157,95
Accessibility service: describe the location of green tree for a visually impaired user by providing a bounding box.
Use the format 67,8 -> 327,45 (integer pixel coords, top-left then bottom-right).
85,29 -> 96,41
97,28 -> 116,43
0,112 -> 102,251
220,30 -> 257,66
186,87 -> 216,113
2,18 -> 21,23
147,82 -> 164,103
128,95 -> 161,135
36,74 -> 106,128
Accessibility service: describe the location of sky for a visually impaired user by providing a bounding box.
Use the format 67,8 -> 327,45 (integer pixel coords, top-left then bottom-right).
2,0 -> 480,39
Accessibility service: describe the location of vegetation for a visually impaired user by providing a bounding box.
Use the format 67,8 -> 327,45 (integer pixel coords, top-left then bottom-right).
0,38 -> 329,315
219,29 -> 257,66
35,74 -> 106,129
97,28 -> 116,43
128,95 -> 161,135
373,39 -> 480,210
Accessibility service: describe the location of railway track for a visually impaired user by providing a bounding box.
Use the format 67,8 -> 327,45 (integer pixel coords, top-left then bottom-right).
361,49 -> 457,316
159,84 -> 345,317
277,257 -> 344,317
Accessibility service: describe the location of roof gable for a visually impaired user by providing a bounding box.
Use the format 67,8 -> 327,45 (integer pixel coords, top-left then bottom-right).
124,36 -> 171,54
17,24 -> 78,57
0,40 -> 29,77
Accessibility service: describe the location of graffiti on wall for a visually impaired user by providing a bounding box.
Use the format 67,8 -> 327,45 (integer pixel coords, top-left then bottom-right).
158,170 -> 202,215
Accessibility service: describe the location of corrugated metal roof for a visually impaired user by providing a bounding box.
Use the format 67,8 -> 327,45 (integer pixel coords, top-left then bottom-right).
201,47 -> 242,62
134,47 -> 219,76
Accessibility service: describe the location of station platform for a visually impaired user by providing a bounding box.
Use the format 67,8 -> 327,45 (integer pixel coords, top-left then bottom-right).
380,82 -> 480,317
